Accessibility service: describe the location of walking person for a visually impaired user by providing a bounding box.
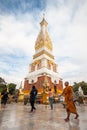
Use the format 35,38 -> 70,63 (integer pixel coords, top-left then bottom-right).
29,86 -> 38,112
59,81 -> 79,122
48,88 -> 54,110
1,89 -> 9,109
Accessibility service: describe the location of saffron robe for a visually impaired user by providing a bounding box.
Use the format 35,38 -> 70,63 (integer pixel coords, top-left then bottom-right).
63,86 -> 77,114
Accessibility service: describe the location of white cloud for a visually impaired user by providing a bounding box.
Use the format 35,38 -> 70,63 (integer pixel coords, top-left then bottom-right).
0,14 -> 37,55
0,13 -> 38,87
45,0 -> 87,84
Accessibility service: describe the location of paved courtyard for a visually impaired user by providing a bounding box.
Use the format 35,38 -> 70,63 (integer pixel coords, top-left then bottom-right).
0,102 -> 87,130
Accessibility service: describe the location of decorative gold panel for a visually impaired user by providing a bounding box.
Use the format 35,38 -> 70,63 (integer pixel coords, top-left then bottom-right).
33,50 -> 54,59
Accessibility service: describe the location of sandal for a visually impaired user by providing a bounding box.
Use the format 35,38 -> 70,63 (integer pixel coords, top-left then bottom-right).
64,118 -> 69,122
75,114 -> 79,119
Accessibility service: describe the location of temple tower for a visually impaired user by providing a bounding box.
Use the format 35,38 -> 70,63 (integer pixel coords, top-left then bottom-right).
24,17 -> 63,94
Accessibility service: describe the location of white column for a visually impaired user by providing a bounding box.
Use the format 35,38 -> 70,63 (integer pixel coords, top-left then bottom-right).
41,58 -> 47,67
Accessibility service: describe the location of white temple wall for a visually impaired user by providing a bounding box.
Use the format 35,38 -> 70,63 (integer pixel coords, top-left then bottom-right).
26,67 -> 61,84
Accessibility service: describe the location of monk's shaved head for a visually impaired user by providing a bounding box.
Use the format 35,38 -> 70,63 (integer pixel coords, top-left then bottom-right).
65,81 -> 69,86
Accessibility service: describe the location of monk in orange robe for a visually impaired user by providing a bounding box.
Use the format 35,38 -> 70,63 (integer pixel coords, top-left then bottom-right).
61,81 -> 79,122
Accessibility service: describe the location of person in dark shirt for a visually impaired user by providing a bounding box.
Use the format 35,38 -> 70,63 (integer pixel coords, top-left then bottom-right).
1,89 -> 9,109
29,86 -> 38,112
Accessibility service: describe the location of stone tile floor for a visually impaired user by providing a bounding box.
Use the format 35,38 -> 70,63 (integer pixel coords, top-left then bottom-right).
0,103 -> 87,130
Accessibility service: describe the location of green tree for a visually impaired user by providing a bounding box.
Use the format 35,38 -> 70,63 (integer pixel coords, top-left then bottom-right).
0,77 -> 7,92
73,82 -> 79,92
8,83 -> 16,95
79,81 -> 87,95
73,81 -> 87,95
0,77 -> 6,84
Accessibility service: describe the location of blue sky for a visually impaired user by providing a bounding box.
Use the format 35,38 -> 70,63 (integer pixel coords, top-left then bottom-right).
0,0 -> 87,88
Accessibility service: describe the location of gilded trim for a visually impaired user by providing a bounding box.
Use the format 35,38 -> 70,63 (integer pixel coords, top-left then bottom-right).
33,50 -> 54,59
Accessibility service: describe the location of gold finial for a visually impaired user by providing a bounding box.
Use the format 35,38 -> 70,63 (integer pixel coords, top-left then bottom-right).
40,13 -> 48,26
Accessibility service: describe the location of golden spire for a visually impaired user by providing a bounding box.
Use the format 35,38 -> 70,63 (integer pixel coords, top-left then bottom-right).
40,13 -> 48,26
35,15 -> 53,51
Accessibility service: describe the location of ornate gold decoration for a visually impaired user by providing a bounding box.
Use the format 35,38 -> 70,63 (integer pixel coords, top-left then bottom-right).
32,60 -> 41,66
42,76 -> 50,92
35,40 -> 53,51
40,18 -> 48,26
35,18 -> 53,51
33,50 -> 54,59
48,60 -> 55,65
